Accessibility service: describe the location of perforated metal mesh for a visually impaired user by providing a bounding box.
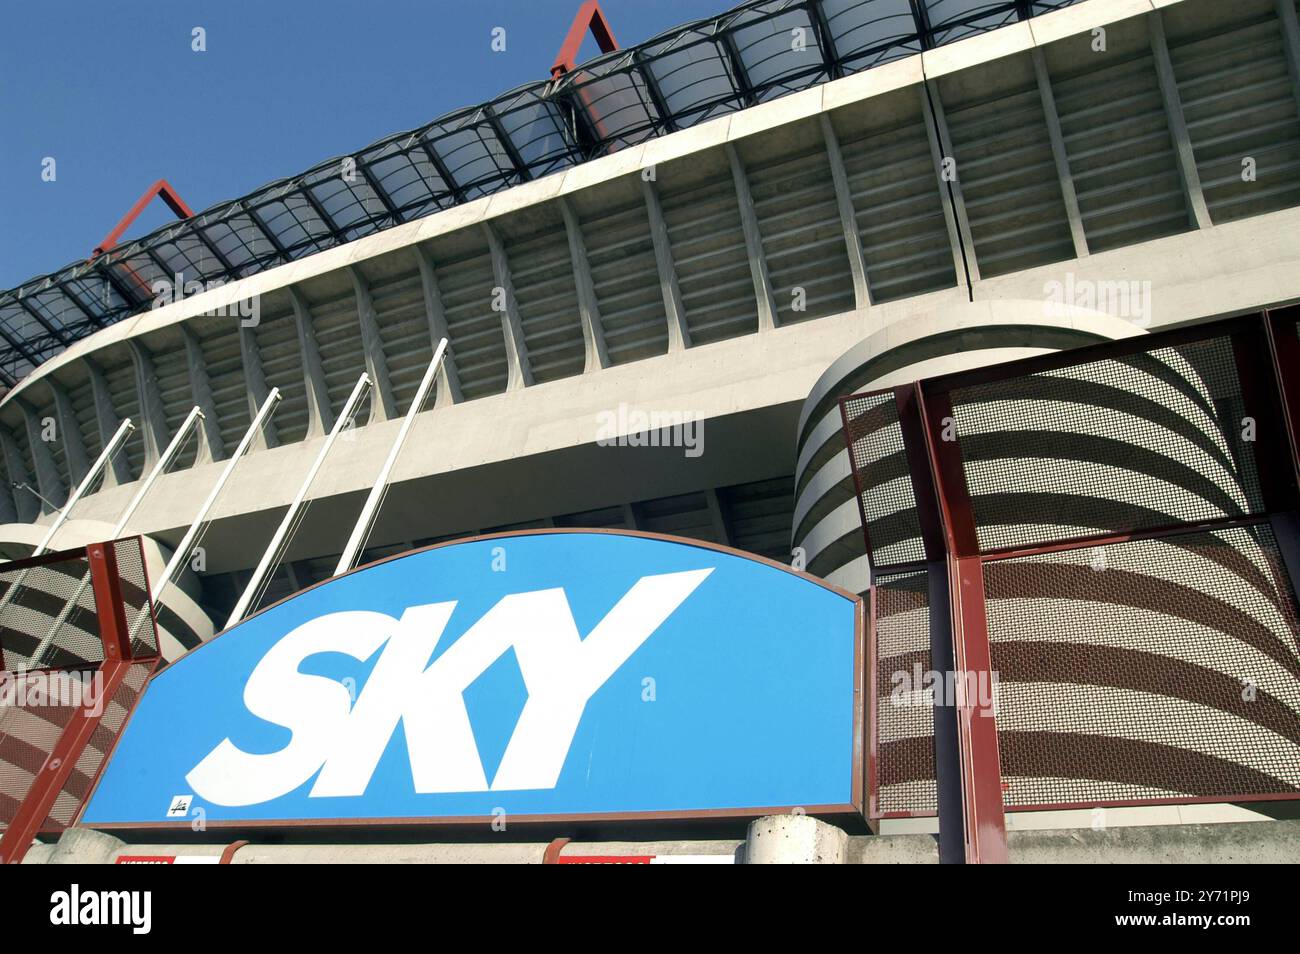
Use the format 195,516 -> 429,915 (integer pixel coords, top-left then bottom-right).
984,525 -> 1300,808
110,538 -> 159,660
841,391 -> 926,569
873,569 -> 936,816
0,556 -> 102,672
47,661 -> 155,831
949,336 -> 1264,552
0,673 -> 78,830
0,542 -> 160,841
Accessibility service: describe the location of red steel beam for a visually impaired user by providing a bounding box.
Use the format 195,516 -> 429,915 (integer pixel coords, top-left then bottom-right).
551,0 -> 619,78
92,179 -> 194,258
917,385 -> 1008,864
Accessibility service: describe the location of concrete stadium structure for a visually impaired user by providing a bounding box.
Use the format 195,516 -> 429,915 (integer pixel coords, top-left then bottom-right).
4,0 -> 1300,858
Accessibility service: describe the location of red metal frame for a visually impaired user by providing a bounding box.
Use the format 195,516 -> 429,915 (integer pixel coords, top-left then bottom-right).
550,0 -> 619,78
0,537 -> 160,864
92,179 -> 194,258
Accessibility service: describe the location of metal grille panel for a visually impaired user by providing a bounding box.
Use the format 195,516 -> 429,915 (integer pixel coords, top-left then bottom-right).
841,390 -> 925,568
0,555 -> 102,671
950,335 -> 1264,552
873,569 -> 936,815
984,525 -> 1300,808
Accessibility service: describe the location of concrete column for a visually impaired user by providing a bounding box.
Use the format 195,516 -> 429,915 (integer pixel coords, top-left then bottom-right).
819,114 -> 872,309
86,359 -> 131,488
1278,0 -> 1300,125
705,487 -> 731,546
744,814 -> 848,864
1032,48 -> 1090,259
558,198 -> 610,372
621,502 -> 640,530
180,326 -> 225,464
348,267 -> 398,418
18,399 -> 65,512
238,325 -> 280,450
0,447 -> 16,523
0,426 -> 37,522
725,143 -> 779,332
47,379 -> 89,488
1149,11 -> 1213,229
288,288 -> 335,436
921,83 -> 981,286
127,340 -> 171,472
641,178 -> 692,352
481,224 -> 534,391
412,246 -> 464,408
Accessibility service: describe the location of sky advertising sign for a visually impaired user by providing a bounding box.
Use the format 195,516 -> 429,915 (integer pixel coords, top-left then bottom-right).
82,530 -> 863,829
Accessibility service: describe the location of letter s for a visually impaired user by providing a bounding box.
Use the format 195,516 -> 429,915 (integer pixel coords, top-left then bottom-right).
185,611 -> 394,806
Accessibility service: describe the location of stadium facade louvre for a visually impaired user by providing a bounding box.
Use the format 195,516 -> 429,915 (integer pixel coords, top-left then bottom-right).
5,0 -> 1300,860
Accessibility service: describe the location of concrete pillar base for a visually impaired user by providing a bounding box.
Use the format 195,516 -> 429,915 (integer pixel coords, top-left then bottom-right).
744,814 -> 847,864
45,827 -> 125,864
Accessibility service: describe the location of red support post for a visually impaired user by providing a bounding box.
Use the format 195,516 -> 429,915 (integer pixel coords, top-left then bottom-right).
87,541 -> 133,662
917,385 -> 1008,864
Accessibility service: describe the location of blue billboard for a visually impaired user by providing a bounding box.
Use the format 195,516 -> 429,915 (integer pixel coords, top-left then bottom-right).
82,531 -> 862,828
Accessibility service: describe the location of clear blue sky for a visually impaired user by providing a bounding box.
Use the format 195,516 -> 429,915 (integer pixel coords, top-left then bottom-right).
0,0 -> 728,289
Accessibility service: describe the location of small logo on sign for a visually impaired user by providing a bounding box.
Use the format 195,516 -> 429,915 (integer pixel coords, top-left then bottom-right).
167,795 -> 193,817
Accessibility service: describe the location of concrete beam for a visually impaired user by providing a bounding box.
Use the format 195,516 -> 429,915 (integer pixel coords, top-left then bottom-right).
819,114 -> 872,309
641,177 -> 692,352
1032,48 -> 1090,258
46,379 -> 89,488
0,461 -> 15,523
481,223 -> 534,391
725,143 -> 779,332
288,288 -> 335,436
622,502 -> 639,530
558,198 -> 610,372
0,426 -> 38,522
1149,11 -> 1213,230
17,399 -> 65,512
127,340 -> 171,472
412,246 -> 464,408
1276,0 -> 1300,126
347,267 -> 398,419
180,326 -> 225,464
238,325 -> 280,450
705,487 -> 731,546
86,359 -> 131,488
920,82 -> 981,287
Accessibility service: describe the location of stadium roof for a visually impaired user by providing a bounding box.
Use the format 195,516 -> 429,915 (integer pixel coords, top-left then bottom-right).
0,0 -> 1081,388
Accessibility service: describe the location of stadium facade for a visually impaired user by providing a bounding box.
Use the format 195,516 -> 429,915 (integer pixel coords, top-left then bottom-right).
4,0 -> 1300,862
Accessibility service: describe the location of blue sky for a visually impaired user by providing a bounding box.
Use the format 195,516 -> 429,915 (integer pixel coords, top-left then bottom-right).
0,0 -> 728,289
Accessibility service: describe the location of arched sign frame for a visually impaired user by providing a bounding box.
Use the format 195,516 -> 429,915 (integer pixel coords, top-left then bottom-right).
78,528 -> 868,834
